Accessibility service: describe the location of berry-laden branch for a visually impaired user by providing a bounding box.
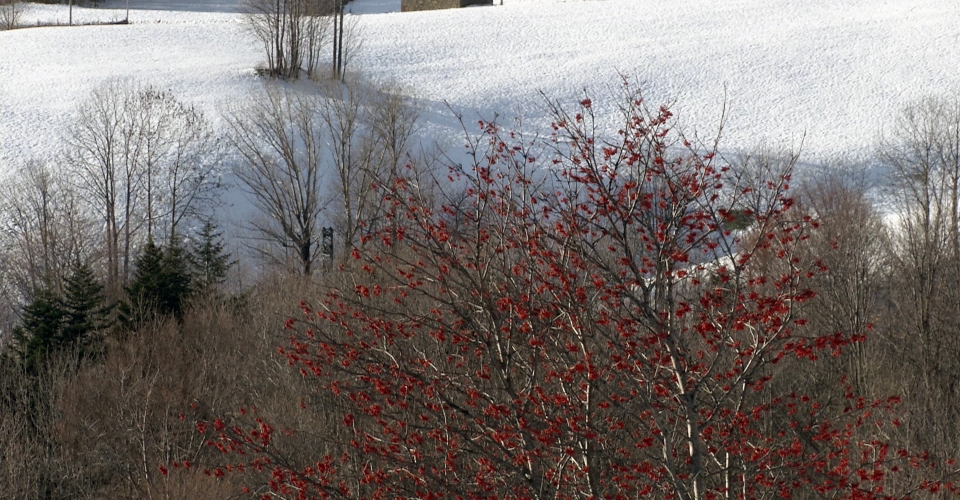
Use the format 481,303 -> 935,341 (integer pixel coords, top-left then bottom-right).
192,84 -> 960,500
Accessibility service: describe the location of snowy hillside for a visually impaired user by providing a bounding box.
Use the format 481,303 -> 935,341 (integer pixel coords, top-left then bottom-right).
2,0 -> 960,168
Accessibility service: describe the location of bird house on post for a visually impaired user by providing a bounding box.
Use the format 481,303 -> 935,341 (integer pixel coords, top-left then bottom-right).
322,227 -> 334,260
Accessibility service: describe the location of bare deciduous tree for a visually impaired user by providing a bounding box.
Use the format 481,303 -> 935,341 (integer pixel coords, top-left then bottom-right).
879,96 -> 960,460
226,84 -> 329,275
246,0 -> 333,80
799,167 -> 888,397
302,0 -> 331,79
331,7 -> 362,79
0,0 -> 23,31
318,79 -> 370,253
0,162 -> 93,300
66,81 -> 144,297
132,88 -> 223,245
227,79 -> 419,274
65,81 -> 222,297
320,80 -> 418,251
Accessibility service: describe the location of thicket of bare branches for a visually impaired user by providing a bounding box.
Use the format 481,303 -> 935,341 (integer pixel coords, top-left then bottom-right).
877,97 -> 960,464
9,77 -> 960,499
0,0 -> 23,31
0,278 -> 343,499
797,168 -> 889,398
225,79 -> 418,275
246,0 -> 334,80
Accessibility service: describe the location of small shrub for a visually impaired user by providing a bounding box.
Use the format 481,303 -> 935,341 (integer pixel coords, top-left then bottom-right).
0,0 -> 23,30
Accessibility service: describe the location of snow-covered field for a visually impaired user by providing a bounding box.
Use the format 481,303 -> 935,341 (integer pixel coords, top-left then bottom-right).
2,0 -> 960,170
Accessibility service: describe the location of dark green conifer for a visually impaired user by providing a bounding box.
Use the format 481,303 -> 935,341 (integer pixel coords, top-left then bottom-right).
61,260 -> 110,352
190,221 -> 233,296
161,237 -> 192,318
122,237 -> 193,327
12,283 -> 64,371
121,238 -> 164,327
125,238 -> 165,313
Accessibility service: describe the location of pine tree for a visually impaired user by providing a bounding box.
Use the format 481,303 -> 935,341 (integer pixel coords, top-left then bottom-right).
121,238 -> 165,327
61,260 -> 110,353
125,238 -> 164,312
161,237 -> 192,318
190,221 -> 233,296
122,237 -> 193,327
12,283 -> 64,371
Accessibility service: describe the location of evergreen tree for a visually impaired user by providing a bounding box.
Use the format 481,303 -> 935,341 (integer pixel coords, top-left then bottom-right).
10,263 -> 109,369
125,238 -> 165,313
121,237 -> 192,327
121,238 -> 165,327
12,283 -> 64,371
61,260 -> 110,353
161,237 -> 192,318
190,221 -> 233,296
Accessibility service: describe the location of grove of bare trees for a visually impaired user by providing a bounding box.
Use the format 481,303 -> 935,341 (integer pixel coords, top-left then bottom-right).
9,72 -> 960,499
877,97 -> 960,464
245,0 -> 361,80
225,78 -> 418,275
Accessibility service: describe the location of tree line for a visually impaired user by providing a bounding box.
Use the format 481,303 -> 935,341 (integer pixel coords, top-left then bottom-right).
4,74 -> 960,498
188,87 -> 960,498
0,70 -> 420,497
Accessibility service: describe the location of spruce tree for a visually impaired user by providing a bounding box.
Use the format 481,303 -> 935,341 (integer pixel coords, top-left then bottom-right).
122,238 -> 193,327
161,237 -> 192,318
190,221 -> 233,296
127,238 -> 164,305
61,260 -> 110,353
12,283 -> 64,371
121,238 -> 165,327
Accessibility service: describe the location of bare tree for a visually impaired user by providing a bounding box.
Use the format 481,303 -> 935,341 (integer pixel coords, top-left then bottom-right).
64,81 -> 135,298
318,79 -> 370,253
0,161 -> 96,333
319,79 -> 418,251
362,83 -> 420,232
333,12 -> 362,79
798,167 -> 889,397
302,0 -> 331,79
879,96 -> 960,460
246,0 -> 333,80
881,97 -> 960,369
227,80 -> 419,274
65,81 -> 222,297
132,88 -> 224,246
0,0 -> 23,31
225,84 -> 329,275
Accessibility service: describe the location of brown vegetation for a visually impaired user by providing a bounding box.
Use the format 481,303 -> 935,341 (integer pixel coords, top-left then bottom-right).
6,82 -> 960,498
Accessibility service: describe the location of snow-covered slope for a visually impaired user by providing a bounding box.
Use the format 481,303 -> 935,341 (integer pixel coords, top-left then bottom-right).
2,0 -> 960,168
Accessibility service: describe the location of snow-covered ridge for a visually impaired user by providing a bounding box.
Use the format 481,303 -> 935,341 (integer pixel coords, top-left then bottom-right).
2,0 -> 960,170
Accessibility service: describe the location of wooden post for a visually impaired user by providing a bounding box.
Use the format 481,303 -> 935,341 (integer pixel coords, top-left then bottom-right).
331,0 -> 339,78
337,3 -> 344,79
